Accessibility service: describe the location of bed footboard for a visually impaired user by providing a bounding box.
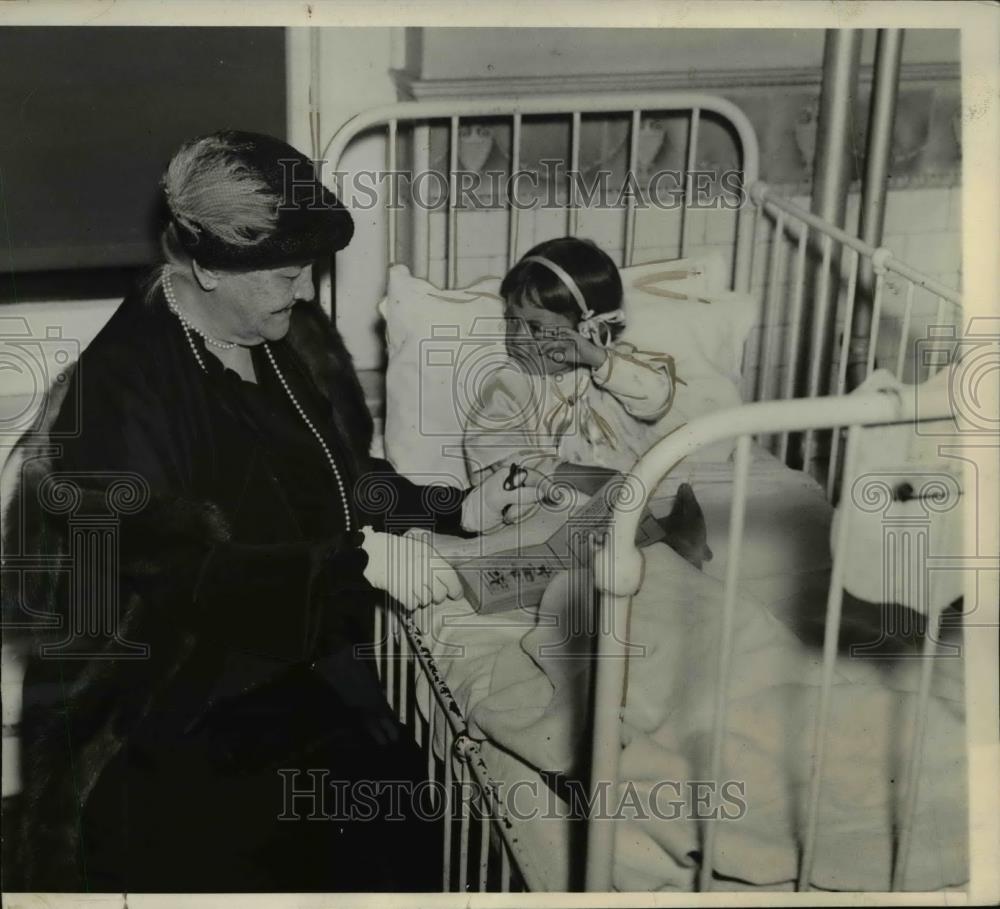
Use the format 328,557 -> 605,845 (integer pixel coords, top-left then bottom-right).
588,379 -> 963,892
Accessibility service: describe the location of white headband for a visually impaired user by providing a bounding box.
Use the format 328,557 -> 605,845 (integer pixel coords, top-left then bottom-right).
522,254 -> 625,347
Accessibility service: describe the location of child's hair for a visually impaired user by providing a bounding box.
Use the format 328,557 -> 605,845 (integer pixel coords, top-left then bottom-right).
500,237 -> 625,341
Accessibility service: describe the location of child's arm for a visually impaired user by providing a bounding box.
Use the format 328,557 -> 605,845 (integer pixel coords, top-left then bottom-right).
591,342 -> 679,422
536,328 -> 678,423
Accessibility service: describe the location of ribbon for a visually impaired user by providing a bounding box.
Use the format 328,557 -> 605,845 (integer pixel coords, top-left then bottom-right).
523,255 -> 625,347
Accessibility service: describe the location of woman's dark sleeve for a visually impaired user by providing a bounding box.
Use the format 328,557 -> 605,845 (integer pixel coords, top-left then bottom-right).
189,534 -> 373,661
357,457 -> 474,538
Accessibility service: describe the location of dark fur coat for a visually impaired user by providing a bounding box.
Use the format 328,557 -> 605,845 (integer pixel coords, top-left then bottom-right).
1,280 -> 388,891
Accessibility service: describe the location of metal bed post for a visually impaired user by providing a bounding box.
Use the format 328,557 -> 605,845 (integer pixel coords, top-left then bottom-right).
895,280 -> 917,380
892,599 -> 946,889
387,119 -> 398,268
447,116 -> 460,289
624,110 -> 641,268
780,221 -> 810,462
752,187 -> 962,468
826,249 -> 861,498
811,26 -> 863,340
680,108 -> 700,261
802,30 -> 862,478
757,206 -> 787,406
583,586 -> 640,891
798,424 -> 864,889
850,29 -> 905,390
698,434 -> 753,890
507,113 -> 523,268
412,124 -> 432,280
568,111 -> 582,237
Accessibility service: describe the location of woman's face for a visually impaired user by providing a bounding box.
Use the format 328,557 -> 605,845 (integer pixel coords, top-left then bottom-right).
504,298 -> 578,376
213,263 -> 315,344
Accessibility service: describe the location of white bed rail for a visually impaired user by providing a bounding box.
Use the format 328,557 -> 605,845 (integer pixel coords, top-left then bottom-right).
372,604 -> 531,892
587,379 -> 959,892
322,91 -> 760,301
746,184 -> 963,489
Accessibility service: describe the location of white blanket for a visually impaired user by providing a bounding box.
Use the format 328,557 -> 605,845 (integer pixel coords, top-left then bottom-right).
415,450 -> 967,891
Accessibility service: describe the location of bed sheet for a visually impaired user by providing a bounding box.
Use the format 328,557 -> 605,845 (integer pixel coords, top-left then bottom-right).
410,449 -> 967,891
466,542 -> 966,892
649,445 -> 833,592
416,446 -> 825,724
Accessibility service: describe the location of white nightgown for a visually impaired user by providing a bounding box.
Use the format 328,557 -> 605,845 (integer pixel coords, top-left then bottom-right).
462,342 -> 680,480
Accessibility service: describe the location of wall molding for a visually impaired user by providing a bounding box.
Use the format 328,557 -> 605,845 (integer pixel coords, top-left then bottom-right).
393,62 -> 960,101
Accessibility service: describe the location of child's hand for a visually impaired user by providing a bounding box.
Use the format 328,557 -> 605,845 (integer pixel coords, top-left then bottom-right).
461,462 -> 546,533
537,326 -> 608,371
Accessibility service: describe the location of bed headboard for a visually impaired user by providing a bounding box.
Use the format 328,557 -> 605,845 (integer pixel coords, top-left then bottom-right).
320,91 -> 761,317
319,91 -> 964,483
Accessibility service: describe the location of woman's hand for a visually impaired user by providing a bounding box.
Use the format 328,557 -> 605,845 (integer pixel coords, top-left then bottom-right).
360,526 -> 462,611
538,326 -> 608,371
461,460 -> 547,533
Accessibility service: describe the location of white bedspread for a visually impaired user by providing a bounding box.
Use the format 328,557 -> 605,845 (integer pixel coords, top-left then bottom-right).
413,449 -> 967,891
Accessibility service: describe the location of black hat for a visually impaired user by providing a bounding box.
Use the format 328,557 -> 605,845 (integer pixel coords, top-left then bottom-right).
161,130 -> 354,270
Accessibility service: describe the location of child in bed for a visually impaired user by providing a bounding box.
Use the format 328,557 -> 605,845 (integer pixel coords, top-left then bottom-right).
463,235 -> 680,482
463,237 -> 711,567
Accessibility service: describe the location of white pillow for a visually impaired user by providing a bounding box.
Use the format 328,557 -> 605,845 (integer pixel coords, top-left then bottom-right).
620,260 -> 756,462
621,254 -> 752,383
381,265 -> 504,486
381,255 -> 754,480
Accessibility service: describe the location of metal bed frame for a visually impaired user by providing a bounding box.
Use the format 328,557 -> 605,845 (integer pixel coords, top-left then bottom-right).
321,92 -> 964,892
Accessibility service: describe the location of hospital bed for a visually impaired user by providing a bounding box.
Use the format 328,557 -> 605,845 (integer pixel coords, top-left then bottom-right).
320,92 -> 968,893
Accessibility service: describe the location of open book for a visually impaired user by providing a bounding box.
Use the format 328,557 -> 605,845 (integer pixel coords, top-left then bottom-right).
451,464 -> 665,615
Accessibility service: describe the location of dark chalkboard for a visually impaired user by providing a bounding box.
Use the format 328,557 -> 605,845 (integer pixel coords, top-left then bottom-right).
0,27 -> 286,277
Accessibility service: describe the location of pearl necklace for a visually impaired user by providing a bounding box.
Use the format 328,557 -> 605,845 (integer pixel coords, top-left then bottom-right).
163,274 -> 352,530
262,343 -> 352,530
162,272 -> 237,349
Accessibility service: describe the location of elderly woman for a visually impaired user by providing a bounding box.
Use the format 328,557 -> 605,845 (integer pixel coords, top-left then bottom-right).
4,131 -> 537,892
